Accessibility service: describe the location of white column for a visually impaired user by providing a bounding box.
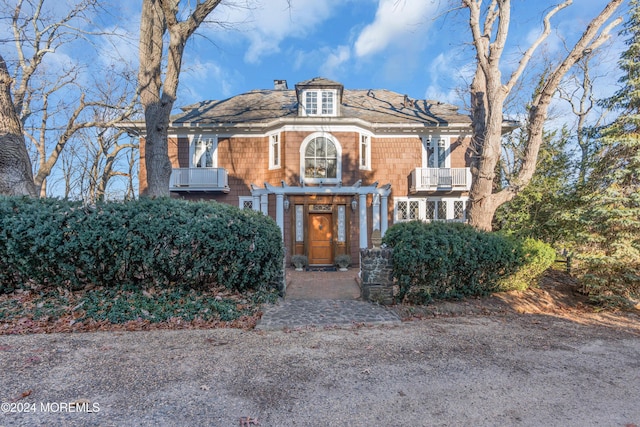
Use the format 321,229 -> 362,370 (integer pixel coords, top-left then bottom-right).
372,194 -> 380,231
275,193 -> 284,237
252,195 -> 261,212
359,193 -> 367,249
260,194 -> 268,215
381,194 -> 389,237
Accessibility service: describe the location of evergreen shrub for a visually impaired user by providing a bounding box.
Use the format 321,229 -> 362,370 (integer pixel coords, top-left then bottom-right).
498,238 -> 556,292
578,256 -> 640,309
0,197 -> 283,293
382,221 -> 552,303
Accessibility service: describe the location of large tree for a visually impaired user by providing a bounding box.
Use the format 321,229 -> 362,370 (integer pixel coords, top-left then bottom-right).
0,0 -> 136,197
584,0 -> 640,260
463,0 -> 624,230
0,54 -> 37,196
138,0 -> 223,197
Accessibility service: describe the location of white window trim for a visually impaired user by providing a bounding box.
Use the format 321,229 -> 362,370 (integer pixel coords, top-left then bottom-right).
299,132 -> 342,184
300,89 -> 338,117
394,196 -> 468,223
268,132 -> 281,170
421,136 -> 451,168
359,133 -> 372,170
190,134 -> 218,168
238,196 -> 253,210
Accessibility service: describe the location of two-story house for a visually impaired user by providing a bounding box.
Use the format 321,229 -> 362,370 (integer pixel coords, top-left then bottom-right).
139,77 -> 478,266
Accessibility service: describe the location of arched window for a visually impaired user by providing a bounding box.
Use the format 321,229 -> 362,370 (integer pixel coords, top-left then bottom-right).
300,133 -> 341,183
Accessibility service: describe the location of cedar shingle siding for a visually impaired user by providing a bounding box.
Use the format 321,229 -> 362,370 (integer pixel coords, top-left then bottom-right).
137,78 -> 516,265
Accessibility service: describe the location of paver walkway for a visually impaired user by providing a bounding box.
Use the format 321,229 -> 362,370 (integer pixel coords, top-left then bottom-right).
256,269 -> 401,330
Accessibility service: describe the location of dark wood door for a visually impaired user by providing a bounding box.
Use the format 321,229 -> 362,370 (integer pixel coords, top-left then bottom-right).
309,213 -> 333,265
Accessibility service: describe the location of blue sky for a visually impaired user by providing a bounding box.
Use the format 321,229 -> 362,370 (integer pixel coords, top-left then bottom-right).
104,0 -> 627,115
0,0 -> 628,198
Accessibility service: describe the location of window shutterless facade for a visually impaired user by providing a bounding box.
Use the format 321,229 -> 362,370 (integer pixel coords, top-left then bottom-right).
238,196 -> 253,210
269,133 -> 281,169
359,134 -> 371,170
395,197 -> 468,223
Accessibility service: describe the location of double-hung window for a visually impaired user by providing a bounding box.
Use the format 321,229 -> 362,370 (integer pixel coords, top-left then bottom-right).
321,91 -> 334,115
269,133 -> 281,169
359,134 -> 371,170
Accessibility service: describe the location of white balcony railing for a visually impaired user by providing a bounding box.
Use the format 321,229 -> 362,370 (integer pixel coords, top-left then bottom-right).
169,168 -> 230,192
410,167 -> 472,193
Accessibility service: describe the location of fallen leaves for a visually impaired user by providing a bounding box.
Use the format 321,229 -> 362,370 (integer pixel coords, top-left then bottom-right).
10,390 -> 32,402
239,416 -> 260,426
0,284 -> 266,335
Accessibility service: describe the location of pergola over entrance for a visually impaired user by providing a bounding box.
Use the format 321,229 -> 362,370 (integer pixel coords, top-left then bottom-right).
250,180 -> 392,249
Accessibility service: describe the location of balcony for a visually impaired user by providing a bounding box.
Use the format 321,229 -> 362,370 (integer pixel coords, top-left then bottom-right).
169,168 -> 230,192
410,168 -> 472,193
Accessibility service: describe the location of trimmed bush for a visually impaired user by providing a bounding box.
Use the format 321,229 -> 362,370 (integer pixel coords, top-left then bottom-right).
498,238 -> 556,292
382,221 -> 524,303
0,197 -> 283,293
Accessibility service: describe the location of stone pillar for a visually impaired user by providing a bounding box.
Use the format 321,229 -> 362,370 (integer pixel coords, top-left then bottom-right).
359,193 -> 367,249
359,247 -> 394,305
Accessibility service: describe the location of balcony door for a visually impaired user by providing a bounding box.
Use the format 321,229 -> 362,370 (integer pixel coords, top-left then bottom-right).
192,135 -> 218,168
422,136 -> 450,168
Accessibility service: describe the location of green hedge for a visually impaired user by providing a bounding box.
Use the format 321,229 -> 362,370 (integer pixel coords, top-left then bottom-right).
498,238 -> 556,292
382,221 -> 553,303
0,197 -> 283,293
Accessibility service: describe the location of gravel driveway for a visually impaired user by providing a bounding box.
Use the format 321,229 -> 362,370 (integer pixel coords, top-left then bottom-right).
1,314 -> 639,427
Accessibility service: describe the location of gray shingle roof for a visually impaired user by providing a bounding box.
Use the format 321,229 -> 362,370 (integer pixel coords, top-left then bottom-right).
172,80 -> 471,127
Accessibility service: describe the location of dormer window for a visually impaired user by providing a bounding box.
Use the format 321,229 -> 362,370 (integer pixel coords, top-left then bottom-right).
302,90 -> 337,116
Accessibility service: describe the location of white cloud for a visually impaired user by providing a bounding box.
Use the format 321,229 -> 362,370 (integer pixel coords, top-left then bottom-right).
320,45 -> 351,77
354,0 -> 438,58
424,84 -> 460,105
180,58 -> 238,102
422,51 -> 470,106
208,0 -> 342,64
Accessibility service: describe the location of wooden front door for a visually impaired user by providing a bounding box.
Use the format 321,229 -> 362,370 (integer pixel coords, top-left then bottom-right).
309,213 -> 333,265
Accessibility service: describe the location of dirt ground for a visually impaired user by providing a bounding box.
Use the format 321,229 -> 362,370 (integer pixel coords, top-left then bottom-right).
1,271 -> 640,427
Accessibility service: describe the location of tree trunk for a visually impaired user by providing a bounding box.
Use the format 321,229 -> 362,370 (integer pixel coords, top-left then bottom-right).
0,55 -> 37,197
138,0 -> 169,197
138,0 -> 222,197
141,103 -> 173,197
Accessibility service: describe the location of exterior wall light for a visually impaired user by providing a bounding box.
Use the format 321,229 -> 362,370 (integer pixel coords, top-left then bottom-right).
351,197 -> 357,212
284,197 -> 290,211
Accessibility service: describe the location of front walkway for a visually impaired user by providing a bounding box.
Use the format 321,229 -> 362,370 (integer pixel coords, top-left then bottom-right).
256,268 -> 401,330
